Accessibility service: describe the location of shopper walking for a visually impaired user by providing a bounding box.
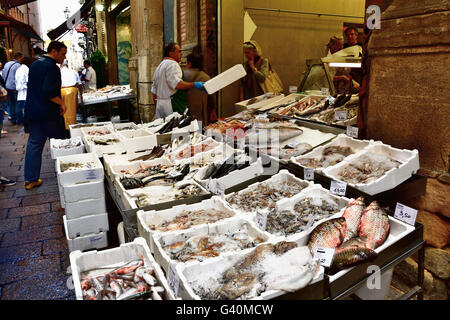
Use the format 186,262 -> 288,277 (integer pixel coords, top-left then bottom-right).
184,52 -> 217,126
24,41 -> 67,190
82,60 -> 97,91
15,57 -> 34,126
151,42 -> 206,119
240,40 -> 269,101
2,52 -> 24,124
0,62 -> 8,117
0,84 -> 7,135
61,60 -> 83,130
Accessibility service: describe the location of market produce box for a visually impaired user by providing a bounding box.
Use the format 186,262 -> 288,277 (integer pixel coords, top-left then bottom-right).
174,242 -> 324,300
260,93 -> 307,112
235,93 -> 285,111
204,64 -> 247,95
323,143 -> 420,196
70,237 -> 176,300
139,112 -> 182,133
152,218 -> 270,274
64,227 -> 108,253
56,153 -> 104,186
108,157 -> 173,179
83,133 -> 126,158
63,213 -> 109,239
50,137 -> 85,159
137,196 -> 236,253
113,122 -> 140,132
57,178 -> 65,209
116,129 -> 158,154
103,151 -> 167,178
65,197 -> 107,220
63,180 -> 105,204
69,122 -> 113,138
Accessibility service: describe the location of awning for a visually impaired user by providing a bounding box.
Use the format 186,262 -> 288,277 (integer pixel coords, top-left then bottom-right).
0,12 -> 42,41
47,0 -> 95,41
1,0 -> 38,9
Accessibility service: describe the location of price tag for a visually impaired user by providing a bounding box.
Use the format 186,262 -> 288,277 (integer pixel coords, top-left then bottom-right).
256,114 -> 268,120
330,181 -> 347,196
321,88 -> 330,96
289,86 -> 298,93
313,247 -> 335,268
326,96 -> 336,106
205,179 -> 215,192
214,182 -> 226,196
394,203 -> 418,226
168,170 -> 182,178
255,212 -> 268,231
167,263 -> 179,297
85,169 -> 99,181
286,141 -> 301,149
335,111 -> 348,121
346,126 -> 359,139
304,168 -> 314,181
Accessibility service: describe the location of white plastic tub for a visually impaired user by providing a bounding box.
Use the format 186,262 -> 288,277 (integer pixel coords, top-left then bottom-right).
83,133 -> 126,158
64,197 -> 107,220
116,129 -> 158,153
113,122 -> 140,132
64,228 -> 108,253
69,122 -> 113,138
50,138 -> 85,159
63,213 -> 109,239
63,180 -> 105,204
69,237 -> 176,300
56,153 -> 104,187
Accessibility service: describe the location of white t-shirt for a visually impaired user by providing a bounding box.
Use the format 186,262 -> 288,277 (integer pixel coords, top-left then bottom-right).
84,66 -> 97,90
15,64 -> 29,101
61,67 -> 82,87
151,59 -> 182,99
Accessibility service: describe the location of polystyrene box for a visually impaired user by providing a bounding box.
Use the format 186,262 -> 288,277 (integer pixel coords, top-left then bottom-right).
69,237 -> 176,300
204,64 -> 247,95
63,213 -> 109,238
56,153 -> 104,187
113,122 -> 140,132
116,129 -> 158,153
63,180 -> 105,204
64,226 -> 108,253
57,179 -> 66,209
50,138 -> 85,160
109,157 -> 173,179
64,197 -> 107,220
83,133 -> 126,158
235,93 -> 285,111
69,122 -> 113,138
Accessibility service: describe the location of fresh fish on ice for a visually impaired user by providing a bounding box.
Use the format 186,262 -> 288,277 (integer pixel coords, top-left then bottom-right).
359,201 -> 390,250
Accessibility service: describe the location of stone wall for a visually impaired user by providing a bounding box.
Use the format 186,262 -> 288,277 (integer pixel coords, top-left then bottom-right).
366,0 -> 450,300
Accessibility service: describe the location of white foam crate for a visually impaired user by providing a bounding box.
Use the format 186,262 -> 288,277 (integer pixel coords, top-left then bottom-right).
50,138 -> 85,159
253,185 -> 353,245
137,196 -> 236,253
273,95 -> 328,117
65,197 -> 107,220
168,137 -> 221,163
140,112 -> 182,133
69,122 -> 113,138
291,134 -> 376,174
80,125 -> 115,138
323,143 -> 420,195
328,214 -> 416,283
175,244 -> 324,300
70,237 -> 176,300
103,152 -> 171,178
56,153 -> 104,187
83,133 -> 126,158
152,218 -> 271,274
224,169 -> 312,217
113,122 -> 140,132
261,93 -> 307,112
64,227 -> 108,253
119,180 -> 210,210
57,179 -> 65,209
195,157 -> 264,192
116,129 -> 158,153
235,93 -> 285,111
63,213 -> 109,238
204,64 -> 247,95
109,157 -> 173,179
175,143 -> 236,167
63,180 -> 105,204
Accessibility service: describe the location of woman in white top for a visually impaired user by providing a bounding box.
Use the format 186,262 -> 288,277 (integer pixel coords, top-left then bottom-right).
15,57 -> 34,125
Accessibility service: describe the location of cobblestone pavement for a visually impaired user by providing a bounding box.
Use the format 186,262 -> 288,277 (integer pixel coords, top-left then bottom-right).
0,119 -> 416,300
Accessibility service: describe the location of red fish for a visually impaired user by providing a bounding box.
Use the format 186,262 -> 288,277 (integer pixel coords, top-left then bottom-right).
342,197 -> 366,242
307,218 -> 346,254
359,201 -> 390,250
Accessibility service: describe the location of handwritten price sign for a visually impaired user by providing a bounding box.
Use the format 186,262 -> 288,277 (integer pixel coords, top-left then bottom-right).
314,247 -> 335,268
394,203 -> 418,226
330,181 -> 347,196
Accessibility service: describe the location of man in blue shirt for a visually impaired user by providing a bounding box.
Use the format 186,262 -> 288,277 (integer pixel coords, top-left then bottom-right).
24,41 -> 67,190
2,52 -> 24,124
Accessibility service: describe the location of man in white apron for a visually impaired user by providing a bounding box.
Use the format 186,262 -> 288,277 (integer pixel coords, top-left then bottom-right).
151,43 -> 206,119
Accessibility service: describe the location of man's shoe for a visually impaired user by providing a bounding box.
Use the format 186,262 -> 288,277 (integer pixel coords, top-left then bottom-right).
0,177 -> 16,186
25,179 -> 43,190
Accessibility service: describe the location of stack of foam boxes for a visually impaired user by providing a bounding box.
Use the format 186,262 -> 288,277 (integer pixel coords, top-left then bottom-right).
56,153 -> 109,252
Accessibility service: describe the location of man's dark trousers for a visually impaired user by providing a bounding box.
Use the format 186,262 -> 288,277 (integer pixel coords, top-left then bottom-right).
7,90 -> 18,123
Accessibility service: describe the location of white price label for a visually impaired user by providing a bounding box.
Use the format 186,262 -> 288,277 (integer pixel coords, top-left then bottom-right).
346,126 -> 359,138
394,203 -> 418,226
321,88 -> 330,96
167,263 -> 179,297
335,111 -> 348,121
85,169 -> 99,181
168,170 -> 182,178
304,168 -> 314,181
255,212 -> 268,231
205,179 -> 215,192
214,182 -> 226,196
314,247 -> 335,268
286,141 -> 301,149
256,114 -> 268,120
330,181 -> 347,196
289,86 -> 298,93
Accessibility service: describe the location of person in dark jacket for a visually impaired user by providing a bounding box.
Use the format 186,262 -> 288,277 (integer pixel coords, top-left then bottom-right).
24,41 -> 67,190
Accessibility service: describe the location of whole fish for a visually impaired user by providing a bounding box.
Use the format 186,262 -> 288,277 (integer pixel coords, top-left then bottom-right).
330,246 -> 377,274
342,197 -> 366,242
307,218 -> 346,254
336,236 -> 369,252
359,201 -> 390,250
